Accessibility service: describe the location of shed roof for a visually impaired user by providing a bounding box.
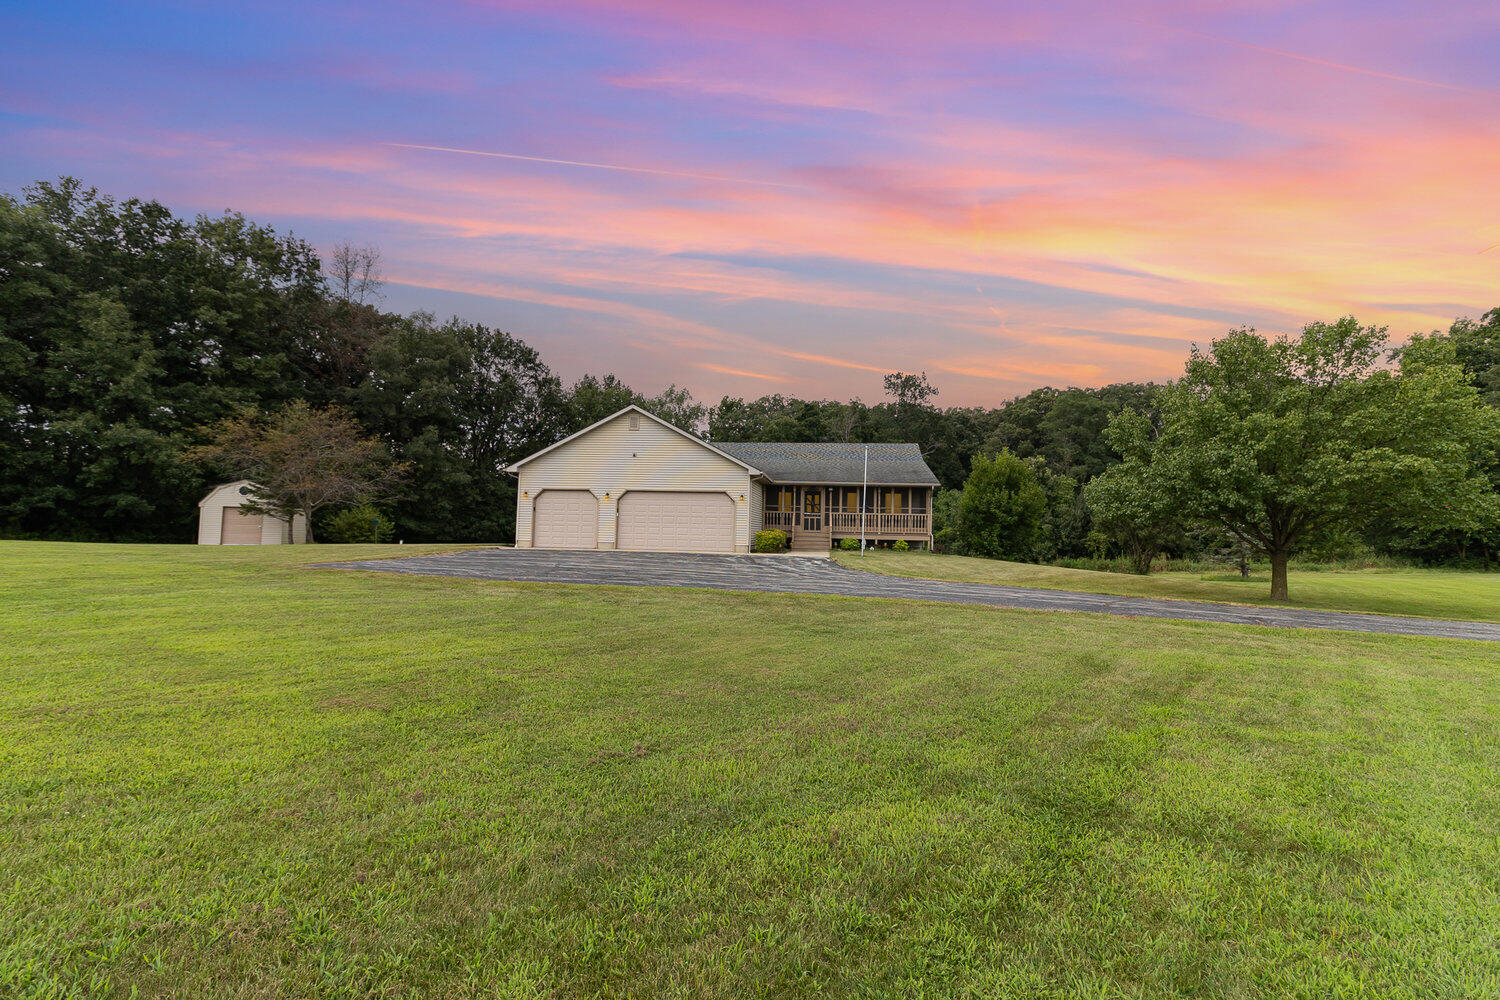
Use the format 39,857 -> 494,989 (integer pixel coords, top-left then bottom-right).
198,480 -> 254,507
714,442 -> 938,486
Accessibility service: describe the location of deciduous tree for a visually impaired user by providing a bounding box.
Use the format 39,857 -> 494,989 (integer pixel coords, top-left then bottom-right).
0,178 -> 323,540
353,313 -> 568,542
567,374 -> 705,432
883,370 -> 938,409
955,450 -> 1048,560
1100,318 -> 1498,598
326,243 -> 383,306
191,401 -> 408,541
1083,410 -> 1185,574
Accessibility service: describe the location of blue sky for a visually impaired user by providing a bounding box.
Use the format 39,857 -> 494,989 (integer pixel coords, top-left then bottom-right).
3,0 -> 1497,403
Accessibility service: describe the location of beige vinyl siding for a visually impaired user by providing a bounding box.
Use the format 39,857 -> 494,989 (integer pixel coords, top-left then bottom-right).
515,412 -> 753,551
749,482 -> 764,542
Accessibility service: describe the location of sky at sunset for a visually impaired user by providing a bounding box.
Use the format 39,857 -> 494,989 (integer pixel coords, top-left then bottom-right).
3,1 -> 1498,406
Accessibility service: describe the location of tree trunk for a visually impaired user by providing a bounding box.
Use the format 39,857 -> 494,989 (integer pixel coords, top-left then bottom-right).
1269,547 -> 1289,600
303,505 -> 314,544
1130,545 -> 1155,575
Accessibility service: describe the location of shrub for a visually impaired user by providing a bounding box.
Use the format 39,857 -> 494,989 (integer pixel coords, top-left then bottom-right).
1082,432 -> 1185,574
838,537 -> 859,551
324,504 -> 395,543
932,487 -> 962,554
893,539 -> 909,552
753,529 -> 788,553
956,450 -> 1047,560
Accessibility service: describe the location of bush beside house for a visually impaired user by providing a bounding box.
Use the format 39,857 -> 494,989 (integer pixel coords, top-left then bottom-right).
754,529 -> 788,553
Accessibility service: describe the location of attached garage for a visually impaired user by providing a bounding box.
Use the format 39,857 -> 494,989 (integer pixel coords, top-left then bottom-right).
507,406 -> 760,553
196,481 -> 308,545
617,491 -> 734,553
531,490 -> 598,549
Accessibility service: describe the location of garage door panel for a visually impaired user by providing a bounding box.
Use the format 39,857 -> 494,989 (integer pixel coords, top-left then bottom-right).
533,490 -> 598,549
221,507 -> 264,545
617,491 -> 734,553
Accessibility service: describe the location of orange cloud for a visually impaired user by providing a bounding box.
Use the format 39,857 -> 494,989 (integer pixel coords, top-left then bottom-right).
695,362 -> 789,381
19,0 -> 1496,407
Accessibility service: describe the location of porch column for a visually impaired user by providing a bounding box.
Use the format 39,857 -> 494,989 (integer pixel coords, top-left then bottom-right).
926,486 -> 934,549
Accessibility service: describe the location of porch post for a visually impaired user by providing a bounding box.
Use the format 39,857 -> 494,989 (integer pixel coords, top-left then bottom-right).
860,444 -> 868,554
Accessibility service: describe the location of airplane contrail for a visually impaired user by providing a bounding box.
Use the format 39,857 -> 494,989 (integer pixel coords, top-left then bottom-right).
1125,19 -> 1500,99
383,142 -> 805,189
1481,243 -> 1500,255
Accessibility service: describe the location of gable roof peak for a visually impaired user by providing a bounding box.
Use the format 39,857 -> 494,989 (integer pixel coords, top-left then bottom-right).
503,405 -> 762,475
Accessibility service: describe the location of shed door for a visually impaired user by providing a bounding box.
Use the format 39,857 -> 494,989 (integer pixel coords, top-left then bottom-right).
617,491 -> 734,553
221,507 -> 264,545
532,490 -> 598,549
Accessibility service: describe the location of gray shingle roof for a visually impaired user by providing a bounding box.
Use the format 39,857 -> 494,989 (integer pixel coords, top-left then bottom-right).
714,442 -> 938,486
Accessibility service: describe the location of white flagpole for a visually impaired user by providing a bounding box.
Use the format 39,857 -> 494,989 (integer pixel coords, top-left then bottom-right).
860,444 -> 868,554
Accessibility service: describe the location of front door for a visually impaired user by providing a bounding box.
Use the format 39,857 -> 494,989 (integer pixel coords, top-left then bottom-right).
801,487 -> 823,531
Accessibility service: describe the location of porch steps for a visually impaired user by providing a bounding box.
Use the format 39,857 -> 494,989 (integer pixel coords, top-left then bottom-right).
790,530 -> 832,553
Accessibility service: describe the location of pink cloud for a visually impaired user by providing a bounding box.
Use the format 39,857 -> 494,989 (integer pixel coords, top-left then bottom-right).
10,0 -> 1497,404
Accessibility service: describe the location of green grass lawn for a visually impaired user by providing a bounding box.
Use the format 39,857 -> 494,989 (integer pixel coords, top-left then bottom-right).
834,549 -> 1500,622
3,541 -> 1498,999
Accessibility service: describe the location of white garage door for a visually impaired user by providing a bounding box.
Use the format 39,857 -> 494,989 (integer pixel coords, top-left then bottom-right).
221,507 -> 264,545
532,490 -> 598,549
617,491 -> 734,553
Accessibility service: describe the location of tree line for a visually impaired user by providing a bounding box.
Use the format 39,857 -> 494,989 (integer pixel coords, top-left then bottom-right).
3,179 -> 1497,585
0,180 -> 1022,542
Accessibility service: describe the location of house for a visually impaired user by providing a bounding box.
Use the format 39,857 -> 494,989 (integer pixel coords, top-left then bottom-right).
505,405 -> 937,553
197,481 -> 308,545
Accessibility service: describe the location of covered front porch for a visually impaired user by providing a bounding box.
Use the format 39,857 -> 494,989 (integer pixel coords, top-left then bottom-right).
762,484 -> 932,549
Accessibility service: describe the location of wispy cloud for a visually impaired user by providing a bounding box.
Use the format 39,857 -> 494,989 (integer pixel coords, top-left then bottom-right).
695,362 -> 789,381
3,1 -> 1496,403
1124,18 -> 1500,99
383,142 -> 806,189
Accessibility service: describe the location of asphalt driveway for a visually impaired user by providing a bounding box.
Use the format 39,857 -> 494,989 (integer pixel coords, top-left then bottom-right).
321,548 -> 1500,642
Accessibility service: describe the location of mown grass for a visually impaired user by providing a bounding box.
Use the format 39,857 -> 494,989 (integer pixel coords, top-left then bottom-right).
2,541 -> 1498,999
834,549 -> 1500,621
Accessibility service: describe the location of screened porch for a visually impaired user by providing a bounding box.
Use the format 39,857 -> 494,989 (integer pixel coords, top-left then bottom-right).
762,484 -> 931,542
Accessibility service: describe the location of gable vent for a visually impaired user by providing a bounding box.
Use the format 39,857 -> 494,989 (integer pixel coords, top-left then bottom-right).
628,413 -> 640,430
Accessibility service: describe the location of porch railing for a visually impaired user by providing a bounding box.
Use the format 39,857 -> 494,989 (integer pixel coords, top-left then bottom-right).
763,509 -> 797,530
827,511 -> 930,536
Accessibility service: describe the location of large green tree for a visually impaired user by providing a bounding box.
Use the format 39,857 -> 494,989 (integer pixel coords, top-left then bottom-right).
1376,309 -> 1500,562
955,450 -> 1049,561
708,395 -> 867,443
982,383 -> 1158,484
568,374 -> 706,433
3,177 -> 743,545
353,313 -> 568,542
1440,307 -> 1500,406
1099,318 -> 1498,598
191,401 -> 407,541
1084,410 -> 1187,574
0,179 -> 323,540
